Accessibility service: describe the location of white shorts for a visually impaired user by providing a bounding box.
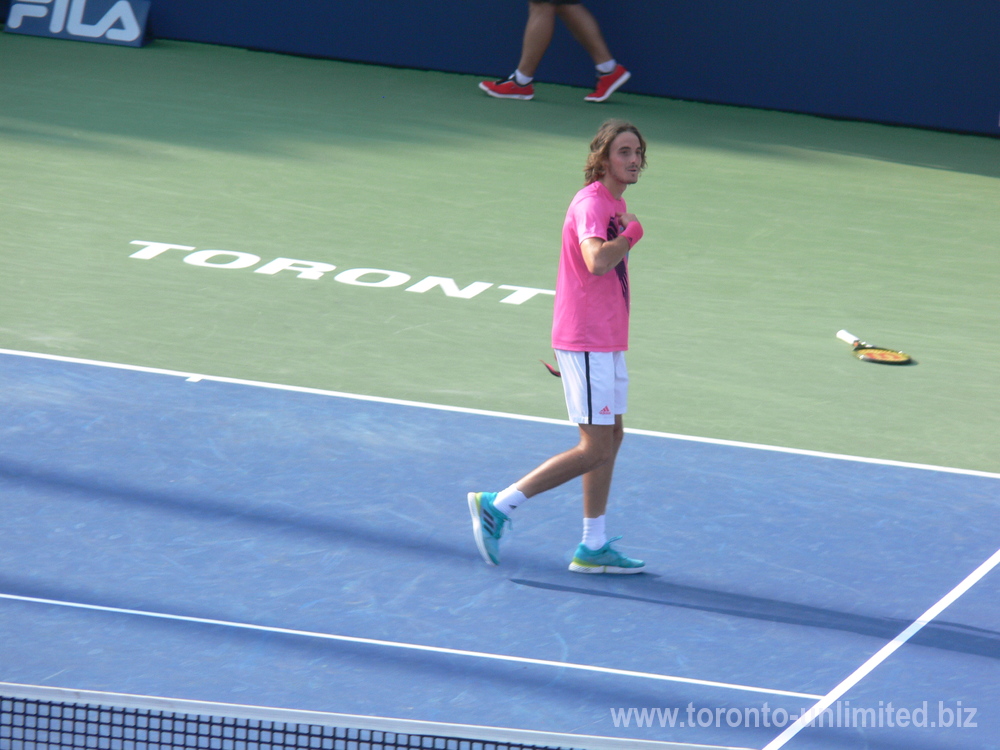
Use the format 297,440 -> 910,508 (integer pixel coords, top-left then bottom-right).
554,350 -> 628,425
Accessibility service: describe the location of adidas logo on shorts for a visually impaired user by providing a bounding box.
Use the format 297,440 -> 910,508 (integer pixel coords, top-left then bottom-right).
599,406 -> 612,415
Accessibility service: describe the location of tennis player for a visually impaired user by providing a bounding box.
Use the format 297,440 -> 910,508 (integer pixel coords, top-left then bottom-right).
469,119 -> 647,573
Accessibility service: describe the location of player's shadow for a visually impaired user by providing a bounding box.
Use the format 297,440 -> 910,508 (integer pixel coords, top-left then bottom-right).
510,578 -> 1000,660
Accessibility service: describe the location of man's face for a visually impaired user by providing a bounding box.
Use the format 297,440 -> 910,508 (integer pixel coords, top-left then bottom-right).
605,131 -> 643,188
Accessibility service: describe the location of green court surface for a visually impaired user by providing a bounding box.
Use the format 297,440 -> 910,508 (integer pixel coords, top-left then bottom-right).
2,33 -> 998,473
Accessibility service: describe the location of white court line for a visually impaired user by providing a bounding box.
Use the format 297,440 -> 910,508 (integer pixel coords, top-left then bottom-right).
2,347 -> 998,480
0,592 -> 821,701
762,546 -> 1000,750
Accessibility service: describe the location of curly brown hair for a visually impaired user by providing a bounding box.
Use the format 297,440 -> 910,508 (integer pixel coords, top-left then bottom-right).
583,119 -> 647,185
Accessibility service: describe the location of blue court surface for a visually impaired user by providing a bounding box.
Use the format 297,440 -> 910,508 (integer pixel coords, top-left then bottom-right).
1,349 -> 998,750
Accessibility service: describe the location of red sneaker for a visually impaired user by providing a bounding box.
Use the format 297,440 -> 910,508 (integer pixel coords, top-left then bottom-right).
479,76 -> 534,100
585,64 -> 631,102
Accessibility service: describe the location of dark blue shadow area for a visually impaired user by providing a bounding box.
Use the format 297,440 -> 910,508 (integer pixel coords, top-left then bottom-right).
0,457 -> 472,563
0,352 -> 997,749
509,579 -> 1000,660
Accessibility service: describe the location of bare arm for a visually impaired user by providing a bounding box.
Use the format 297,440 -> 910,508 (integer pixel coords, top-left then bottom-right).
580,212 -> 639,275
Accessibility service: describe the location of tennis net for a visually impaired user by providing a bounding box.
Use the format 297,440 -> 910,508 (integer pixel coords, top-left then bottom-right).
1,683 -> 725,750
3,683 -> 661,750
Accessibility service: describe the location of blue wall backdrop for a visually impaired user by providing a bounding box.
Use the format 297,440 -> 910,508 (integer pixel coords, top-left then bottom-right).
4,0 -> 998,135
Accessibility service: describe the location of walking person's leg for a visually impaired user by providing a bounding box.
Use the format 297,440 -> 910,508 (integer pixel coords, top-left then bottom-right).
468,352 -> 642,572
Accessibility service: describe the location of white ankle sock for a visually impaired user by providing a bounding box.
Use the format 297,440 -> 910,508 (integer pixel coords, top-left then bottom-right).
494,485 -> 527,516
582,515 -> 607,550
513,69 -> 533,86
596,59 -> 617,75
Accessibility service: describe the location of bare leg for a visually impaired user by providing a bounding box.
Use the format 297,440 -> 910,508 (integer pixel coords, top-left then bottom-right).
555,3 -> 614,66
514,416 -> 624,517
516,1 -> 557,78
581,416 -> 624,518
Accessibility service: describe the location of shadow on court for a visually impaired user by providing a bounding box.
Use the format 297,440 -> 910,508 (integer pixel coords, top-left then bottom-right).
511,578 -> 1000,660
2,34 -> 999,179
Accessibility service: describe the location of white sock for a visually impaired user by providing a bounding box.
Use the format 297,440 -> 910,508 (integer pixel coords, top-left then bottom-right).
582,515 -> 607,550
494,485 -> 527,516
596,59 -> 617,75
513,69 -> 533,86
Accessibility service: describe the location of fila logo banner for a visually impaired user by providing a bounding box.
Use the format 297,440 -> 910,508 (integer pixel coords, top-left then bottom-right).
6,0 -> 151,47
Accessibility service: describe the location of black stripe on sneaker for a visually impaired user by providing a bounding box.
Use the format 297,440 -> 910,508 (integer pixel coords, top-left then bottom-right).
482,507 -> 496,534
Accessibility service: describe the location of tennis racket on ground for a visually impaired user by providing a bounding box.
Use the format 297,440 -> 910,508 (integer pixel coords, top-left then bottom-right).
836,330 -> 913,365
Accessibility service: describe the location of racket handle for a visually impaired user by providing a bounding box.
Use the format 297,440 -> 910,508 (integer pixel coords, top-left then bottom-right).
836,329 -> 859,345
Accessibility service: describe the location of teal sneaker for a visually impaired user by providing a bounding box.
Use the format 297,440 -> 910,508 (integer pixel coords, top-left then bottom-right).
569,536 -> 645,574
467,492 -> 510,566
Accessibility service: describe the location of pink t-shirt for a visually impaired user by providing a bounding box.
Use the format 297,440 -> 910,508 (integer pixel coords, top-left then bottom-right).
551,181 -> 630,352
